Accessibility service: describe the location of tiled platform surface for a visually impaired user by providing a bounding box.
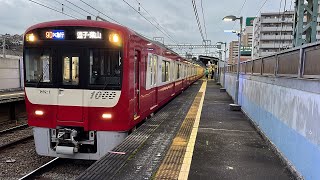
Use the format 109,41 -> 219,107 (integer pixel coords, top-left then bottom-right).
77,81 -> 201,180
188,80 -> 296,180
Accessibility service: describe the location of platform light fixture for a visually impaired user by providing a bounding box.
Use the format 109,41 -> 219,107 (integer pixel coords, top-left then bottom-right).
222,15 -> 238,22
222,15 -> 243,111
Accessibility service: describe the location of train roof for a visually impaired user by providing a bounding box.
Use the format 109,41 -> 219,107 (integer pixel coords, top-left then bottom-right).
25,19 -> 133,34
25,20 -> 204,67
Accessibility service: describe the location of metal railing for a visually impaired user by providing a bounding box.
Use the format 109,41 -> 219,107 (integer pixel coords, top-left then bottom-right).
225,41 -> 320,79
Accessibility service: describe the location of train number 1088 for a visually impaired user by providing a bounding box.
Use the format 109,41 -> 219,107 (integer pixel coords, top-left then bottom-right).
90,91 -> 103,99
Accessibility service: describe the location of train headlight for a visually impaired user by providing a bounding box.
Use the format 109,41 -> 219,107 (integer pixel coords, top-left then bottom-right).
109,33 -> 121,45
102,113 -> 112,119
26,33 -> 36,42
35,110 -> 44,116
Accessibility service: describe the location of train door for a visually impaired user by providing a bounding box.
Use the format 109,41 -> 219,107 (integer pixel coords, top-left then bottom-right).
134,50 -> 141,118
57,49 -> 84,122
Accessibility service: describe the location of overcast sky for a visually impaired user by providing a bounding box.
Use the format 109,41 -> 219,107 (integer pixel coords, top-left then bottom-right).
0,0 -> 294,56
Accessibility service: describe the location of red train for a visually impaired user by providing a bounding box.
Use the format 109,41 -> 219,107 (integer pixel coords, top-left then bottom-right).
24,20 -> 204,160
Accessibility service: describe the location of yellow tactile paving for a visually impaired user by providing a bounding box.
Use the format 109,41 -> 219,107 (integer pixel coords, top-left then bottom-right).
154,80 -> 207,180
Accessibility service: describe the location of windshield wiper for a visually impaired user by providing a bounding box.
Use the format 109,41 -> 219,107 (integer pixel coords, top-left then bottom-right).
103,79 -> 109,90
36,63 -> 49,88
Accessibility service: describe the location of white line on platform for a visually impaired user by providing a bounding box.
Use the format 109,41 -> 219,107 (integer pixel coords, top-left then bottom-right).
199,127 -> 256,133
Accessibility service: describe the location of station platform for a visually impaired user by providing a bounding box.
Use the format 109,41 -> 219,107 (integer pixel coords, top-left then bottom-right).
77,80 -> 296,180
0,90 -> 24,104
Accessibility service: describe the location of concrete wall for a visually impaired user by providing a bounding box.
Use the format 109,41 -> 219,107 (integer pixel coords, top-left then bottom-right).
223,72 -> 320,180
0,57 -> 23,90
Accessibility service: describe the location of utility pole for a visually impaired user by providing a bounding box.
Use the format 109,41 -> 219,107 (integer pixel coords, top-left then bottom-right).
235,17 -> 242,107
216,50 -> 222,84
2,35 -> 6,58
293,0 -> 318,46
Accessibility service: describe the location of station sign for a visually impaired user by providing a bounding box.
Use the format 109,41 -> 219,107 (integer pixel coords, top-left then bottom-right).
246,17 -> 255,26
76,30 -> 102,39
45,30 -> 65,40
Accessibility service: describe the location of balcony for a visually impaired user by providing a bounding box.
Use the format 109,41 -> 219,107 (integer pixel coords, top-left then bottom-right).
261,18 -> 293,24
260,51 -> 277,57
260,35 -> 293,40
260,43 -> 293,48
261,26 -> 293,32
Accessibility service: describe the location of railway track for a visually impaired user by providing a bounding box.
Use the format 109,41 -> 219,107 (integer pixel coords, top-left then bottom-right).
19,157 -> 61,180
0,124 -> 33,150
19,157 -> 95,180
0,134 -> 33,150
0,123 -> 28,135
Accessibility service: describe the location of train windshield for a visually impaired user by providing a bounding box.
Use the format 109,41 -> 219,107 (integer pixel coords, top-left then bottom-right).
25,48 -> 53,84
24,47 -> 122,90
89,49 -> 122,87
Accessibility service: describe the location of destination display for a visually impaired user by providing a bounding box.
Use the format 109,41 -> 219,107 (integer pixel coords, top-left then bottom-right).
76,30 -> 102,39
45,30 -> 65,40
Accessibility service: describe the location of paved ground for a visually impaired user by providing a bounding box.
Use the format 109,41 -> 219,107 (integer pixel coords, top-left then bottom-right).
77,81 -> 201,180
188,80 -> 296,180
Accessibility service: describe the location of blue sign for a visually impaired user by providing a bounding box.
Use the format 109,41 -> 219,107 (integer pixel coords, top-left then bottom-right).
45,30 -> 65,40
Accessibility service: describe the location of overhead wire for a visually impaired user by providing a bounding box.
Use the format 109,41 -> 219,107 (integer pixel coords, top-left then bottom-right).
279,0 -> 287,50
273,0 -> 283,52
63,0 -> 97,19
122,0 -> 178,44
50,0 -> 87,17
28,0 -> 79,19
200,0 -> 208,39
232,0 -> 247,30
132,0 -> 178,44
191,0 -> 205,41
255,0 -> 269,17
79,0 -> 123,25
282,0 -> 293,49
280,0 -> 291,49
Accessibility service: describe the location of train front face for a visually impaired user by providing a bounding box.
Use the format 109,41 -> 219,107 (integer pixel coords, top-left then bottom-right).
24,22 -> 129,160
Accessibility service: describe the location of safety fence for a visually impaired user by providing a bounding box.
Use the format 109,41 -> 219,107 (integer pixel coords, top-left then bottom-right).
223,42 -> 320,79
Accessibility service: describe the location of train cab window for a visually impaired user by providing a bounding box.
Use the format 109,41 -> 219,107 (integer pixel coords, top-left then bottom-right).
89,49 -> 122,89
25,49 -> 52,84
62,56 -> 79,85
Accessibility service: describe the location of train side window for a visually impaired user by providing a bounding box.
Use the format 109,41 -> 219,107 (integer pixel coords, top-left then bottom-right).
162,60 -> 170,82
166,61 -> 170,81
153,55 -> 157,86
150,56 -> 153,86
162,61 -> 165,82
177,64 -> 180,79
89,49 -> 122,89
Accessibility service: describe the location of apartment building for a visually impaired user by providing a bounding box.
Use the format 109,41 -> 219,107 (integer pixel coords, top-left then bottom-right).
252,4 -> 320,58
252,11 -> 295,58
228,41 -> 238,64
228,17 -> 254,64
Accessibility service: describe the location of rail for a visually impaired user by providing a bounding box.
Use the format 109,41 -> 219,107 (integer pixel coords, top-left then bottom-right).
222,41 -> 320,79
